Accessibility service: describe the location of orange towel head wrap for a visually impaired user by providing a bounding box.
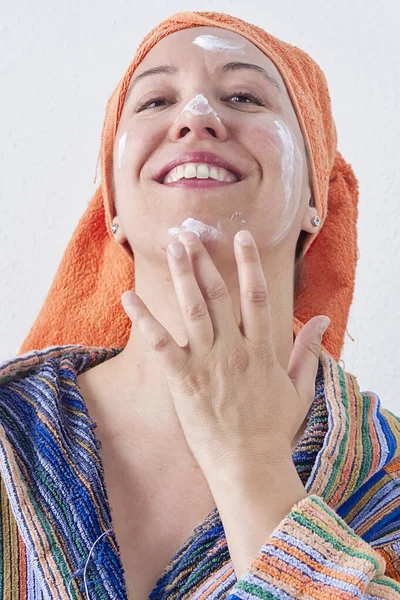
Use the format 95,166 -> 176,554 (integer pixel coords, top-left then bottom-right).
18,11 -> 358,362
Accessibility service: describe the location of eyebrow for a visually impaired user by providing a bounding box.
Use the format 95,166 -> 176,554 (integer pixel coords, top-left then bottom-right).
125,61 -> 283,101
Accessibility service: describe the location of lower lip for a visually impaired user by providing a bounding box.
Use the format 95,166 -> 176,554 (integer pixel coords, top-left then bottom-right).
160,179 -> 239,188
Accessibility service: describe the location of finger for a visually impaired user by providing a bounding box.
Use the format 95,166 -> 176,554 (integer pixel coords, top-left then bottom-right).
166,239 -> 214,353
287,315 -> 330,405
121,290 -> 188,376
178,232 -> 242,345
234,230 -> 273,359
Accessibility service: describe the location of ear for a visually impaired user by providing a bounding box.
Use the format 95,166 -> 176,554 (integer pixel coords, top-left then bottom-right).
111,217 -> 128,245
300,197 -> 320,235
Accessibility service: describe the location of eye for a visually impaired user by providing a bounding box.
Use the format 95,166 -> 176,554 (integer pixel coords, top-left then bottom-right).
135,96 -> 169,112
135,90 -> 265,113
227,91 -> 264,106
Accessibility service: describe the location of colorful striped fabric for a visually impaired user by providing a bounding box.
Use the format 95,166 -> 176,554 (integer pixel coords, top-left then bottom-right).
0,344 -> 399,599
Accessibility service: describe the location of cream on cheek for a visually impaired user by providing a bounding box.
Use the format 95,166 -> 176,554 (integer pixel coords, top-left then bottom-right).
117,132 -> 128,169
262,119 -> 303,247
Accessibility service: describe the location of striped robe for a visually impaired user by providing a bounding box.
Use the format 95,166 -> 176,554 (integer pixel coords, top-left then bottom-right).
0,344 -> 399,599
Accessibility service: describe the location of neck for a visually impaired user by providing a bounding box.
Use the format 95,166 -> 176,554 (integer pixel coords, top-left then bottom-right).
102,245 -> 295,432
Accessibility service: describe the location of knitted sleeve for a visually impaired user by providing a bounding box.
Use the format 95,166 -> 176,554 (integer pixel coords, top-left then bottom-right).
225,493 -> 400,599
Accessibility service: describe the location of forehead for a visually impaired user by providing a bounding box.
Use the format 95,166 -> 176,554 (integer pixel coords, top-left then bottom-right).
133,26 -> 285,89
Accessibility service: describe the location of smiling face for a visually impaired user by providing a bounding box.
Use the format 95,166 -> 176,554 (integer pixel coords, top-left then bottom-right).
112,26 -> 317,258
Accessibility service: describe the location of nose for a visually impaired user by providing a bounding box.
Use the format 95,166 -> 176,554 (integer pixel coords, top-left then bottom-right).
168,98 -> 228,142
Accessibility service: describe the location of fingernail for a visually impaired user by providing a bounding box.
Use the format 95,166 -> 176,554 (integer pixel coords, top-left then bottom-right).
317,317 -> 331,335
121,291 -> 136,310
236,230 -> 253,245
179,231 -> 200,245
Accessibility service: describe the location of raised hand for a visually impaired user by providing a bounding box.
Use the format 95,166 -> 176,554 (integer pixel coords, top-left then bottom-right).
121,230 -> 330,482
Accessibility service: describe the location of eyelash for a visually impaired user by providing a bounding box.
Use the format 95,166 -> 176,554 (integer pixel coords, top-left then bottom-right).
135,91 -> 265,112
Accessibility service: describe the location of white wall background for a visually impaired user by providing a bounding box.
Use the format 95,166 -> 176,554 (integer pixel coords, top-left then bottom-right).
1,1 -> 399,413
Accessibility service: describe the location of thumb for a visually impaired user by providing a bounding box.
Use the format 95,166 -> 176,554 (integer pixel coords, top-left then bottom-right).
287,316 -> 330,404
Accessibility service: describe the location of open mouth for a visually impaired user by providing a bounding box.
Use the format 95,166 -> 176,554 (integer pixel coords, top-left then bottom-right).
160,162 -> 241,186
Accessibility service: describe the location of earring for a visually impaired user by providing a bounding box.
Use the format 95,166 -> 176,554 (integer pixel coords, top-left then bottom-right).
111,222 -> 119,235
312,215 -> 321,228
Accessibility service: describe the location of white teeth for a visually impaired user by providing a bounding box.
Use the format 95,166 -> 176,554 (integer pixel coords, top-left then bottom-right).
163,162 -> 238,184
184,164 -> 197,179
209,166 -> 218,180
196,164 -> 209,179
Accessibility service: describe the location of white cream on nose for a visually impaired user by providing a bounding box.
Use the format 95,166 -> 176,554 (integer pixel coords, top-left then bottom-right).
174,94 -> 221,124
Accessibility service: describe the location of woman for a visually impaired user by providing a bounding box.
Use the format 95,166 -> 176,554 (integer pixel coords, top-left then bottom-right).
1,10 -> 399,600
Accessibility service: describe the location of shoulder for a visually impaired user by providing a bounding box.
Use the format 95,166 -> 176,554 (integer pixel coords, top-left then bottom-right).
0,345 -> 87,443
310,353 -> 400,566
0,344 -> 104,385
320,351 -> 400,472
0,344 -> 124,386
0,344 -> 122,440
314,351 -> 400,522
0,344 -> 122,490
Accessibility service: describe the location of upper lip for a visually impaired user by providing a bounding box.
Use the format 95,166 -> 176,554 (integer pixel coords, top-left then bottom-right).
155,151 -> 245,183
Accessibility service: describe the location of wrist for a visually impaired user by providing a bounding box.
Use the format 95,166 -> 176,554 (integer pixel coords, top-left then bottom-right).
208,457 -> 308,577
206,452 -> 300,494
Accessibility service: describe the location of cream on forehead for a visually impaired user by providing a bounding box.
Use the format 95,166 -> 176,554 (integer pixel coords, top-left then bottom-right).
168,217 -> 223,241
192,34 -> 246,54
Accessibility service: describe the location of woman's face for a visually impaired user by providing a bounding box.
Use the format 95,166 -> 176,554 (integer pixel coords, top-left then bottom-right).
112,26 -> 314,258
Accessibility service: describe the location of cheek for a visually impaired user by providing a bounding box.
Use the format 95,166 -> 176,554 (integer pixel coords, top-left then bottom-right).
243,118 -> 304,247
243,120 -> 281,158
114,122 -> 164,178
